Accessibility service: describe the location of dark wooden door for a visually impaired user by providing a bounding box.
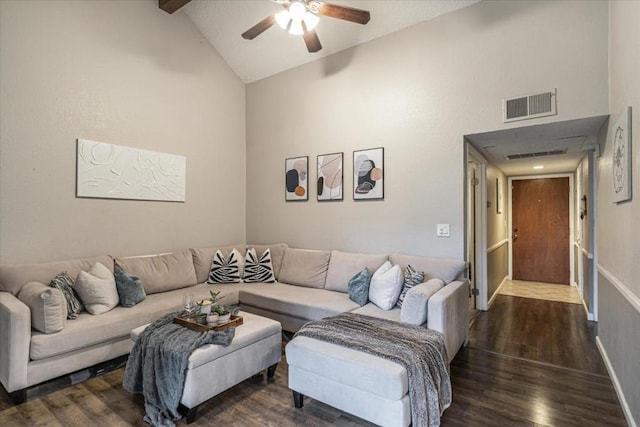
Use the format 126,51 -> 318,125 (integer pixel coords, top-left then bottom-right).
512,178 -> 570,284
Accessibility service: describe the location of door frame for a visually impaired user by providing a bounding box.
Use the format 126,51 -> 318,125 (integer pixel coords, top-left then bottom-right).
507,173 -> 575,285
465,143 -> 488,310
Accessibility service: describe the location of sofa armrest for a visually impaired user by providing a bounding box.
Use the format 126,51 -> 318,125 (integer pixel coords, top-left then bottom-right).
427,280 -> 469,363
0,291 -> 31,393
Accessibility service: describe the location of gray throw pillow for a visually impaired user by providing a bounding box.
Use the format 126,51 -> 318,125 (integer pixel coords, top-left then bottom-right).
114,267 -> 146,307
49,272 -> 84,319
348,268 -> 372,306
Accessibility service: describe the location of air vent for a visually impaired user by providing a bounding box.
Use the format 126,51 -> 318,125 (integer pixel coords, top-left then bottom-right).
503,89 -> 557,123
506,148 -> 566,160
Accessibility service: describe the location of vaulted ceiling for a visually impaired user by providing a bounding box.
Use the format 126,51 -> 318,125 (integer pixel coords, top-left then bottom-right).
163,0 -> 480,83
160,0 -> 608,177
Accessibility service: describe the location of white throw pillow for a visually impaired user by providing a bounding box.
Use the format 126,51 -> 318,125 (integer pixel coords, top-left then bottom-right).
75,262 -> 119,315
368,261 -> 404,310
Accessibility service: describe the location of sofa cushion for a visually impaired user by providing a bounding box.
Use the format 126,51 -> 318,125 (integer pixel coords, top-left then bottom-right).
190,245 -> 246,284
114,267 -> 146,307
325,250 -> 388,293
400,278 -> 445,325
239,283 -> 359,321
49,272 -> 84,319
247,243 -> 288,280
396,265 -> 425,308
351,303 -> 402,323
389,253 -> 466,284
18,281 -> 67,334
368,261 -> 404,310
278,248 -> 330,289
243,248 -> 276,283
29,282 -> 250,360
115,250 -> 197,295
347,268 -> 371,306
0,255 -> 114,296
206,249 -> 243,284
75,262 -> 119,315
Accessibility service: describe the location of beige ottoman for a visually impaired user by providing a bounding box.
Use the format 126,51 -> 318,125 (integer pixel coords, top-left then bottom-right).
131,311 -> 282,423
286,335 -> 411,427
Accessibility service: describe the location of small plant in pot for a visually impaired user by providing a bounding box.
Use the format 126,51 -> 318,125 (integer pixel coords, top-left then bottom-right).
214,304 -> 232,323
205,291 -> 225,324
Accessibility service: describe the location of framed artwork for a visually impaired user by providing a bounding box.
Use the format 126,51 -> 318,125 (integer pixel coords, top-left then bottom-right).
353,147 -> 384,200
496,178 -> 503,214
317,152 -> 343,201
285,156 -> 308,201
76,139 -> 186,202
611,106 -> 632,203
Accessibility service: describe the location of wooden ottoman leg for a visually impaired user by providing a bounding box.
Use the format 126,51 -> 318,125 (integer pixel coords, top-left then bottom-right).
293,391 -> 304,409
267,363 -> 278,378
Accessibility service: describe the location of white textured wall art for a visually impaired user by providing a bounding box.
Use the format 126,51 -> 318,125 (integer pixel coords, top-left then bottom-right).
76,139 -> 186,202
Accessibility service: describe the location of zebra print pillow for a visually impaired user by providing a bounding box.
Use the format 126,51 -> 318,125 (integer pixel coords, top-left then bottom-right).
49,272 -> 84,319
207,249 -> 243,283
396,264 -> 425,307
243,248 -> 276,283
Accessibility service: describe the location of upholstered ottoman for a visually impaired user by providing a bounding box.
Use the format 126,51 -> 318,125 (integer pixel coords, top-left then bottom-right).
131,311 -> 282,423
286,336 -> 411,427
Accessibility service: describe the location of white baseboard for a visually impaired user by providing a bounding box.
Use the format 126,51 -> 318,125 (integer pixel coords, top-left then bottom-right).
582,300 -> 595,321
488,276 -> 508,308
596,336 -> 637,427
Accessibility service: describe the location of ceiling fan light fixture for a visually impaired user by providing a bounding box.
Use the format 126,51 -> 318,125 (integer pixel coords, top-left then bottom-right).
303,12 -> 319,31
289,2 -> 307,21
275,10 -> 290,30
289,19 -> 304,35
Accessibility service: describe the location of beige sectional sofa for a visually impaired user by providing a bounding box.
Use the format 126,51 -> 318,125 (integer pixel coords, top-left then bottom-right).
0,243 -> 468,403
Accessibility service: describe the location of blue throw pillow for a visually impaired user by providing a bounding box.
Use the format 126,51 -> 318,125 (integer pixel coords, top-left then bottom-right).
348,268 -> 372,306
114,266 -> 146,307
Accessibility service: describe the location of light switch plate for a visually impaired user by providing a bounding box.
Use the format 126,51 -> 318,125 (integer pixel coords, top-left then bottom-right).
437,224 -> 450,237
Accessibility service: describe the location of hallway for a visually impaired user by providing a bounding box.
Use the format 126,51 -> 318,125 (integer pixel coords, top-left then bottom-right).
445,282 -> 627,425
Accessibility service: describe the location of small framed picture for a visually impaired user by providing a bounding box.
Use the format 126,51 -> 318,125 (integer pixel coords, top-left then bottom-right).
496,178 -> 503,214
285,156 -> 309,201
353,147 -> 384,200
317,152 -> 343,201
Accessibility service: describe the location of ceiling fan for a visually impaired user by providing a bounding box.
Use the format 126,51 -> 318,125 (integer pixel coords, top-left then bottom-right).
241,0 -> 371,53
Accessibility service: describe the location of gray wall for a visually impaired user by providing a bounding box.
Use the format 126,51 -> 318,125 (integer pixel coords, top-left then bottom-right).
0,0 -> 247,263
245,0 -> 608,258
596,1 -> 640,424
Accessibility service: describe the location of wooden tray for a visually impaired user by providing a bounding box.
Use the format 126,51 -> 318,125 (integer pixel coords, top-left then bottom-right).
174,314 -> 243,332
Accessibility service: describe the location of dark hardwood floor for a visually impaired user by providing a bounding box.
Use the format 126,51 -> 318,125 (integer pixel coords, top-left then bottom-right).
468,294 -> 607,375
0,295 -> 627,426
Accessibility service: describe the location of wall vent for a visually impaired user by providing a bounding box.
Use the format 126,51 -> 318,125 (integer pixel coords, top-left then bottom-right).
503,89 -> 557,123
506,148 -> 566,160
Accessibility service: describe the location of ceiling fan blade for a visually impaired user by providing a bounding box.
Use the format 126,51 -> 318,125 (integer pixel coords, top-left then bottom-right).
318,3 -> 370,25
302,25 -> 322,53
241,15 -> 276,40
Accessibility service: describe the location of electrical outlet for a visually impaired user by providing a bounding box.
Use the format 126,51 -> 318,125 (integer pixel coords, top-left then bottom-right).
437,224 -> 450,237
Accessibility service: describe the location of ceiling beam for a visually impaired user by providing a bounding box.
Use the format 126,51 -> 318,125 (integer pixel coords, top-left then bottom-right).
159,0 -> 192,14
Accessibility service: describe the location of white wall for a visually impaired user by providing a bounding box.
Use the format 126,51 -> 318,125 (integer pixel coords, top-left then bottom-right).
246,0 -> 608,258
596,1 -> 640,424
0,0 -> 246,263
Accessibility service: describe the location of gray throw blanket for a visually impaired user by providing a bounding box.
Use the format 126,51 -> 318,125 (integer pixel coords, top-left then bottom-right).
123,311 -> 236,427
294,312 -> 451,427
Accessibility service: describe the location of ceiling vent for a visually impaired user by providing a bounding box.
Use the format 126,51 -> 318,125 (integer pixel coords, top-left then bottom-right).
506,148 -> 567,160
503,89 -> 557,123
